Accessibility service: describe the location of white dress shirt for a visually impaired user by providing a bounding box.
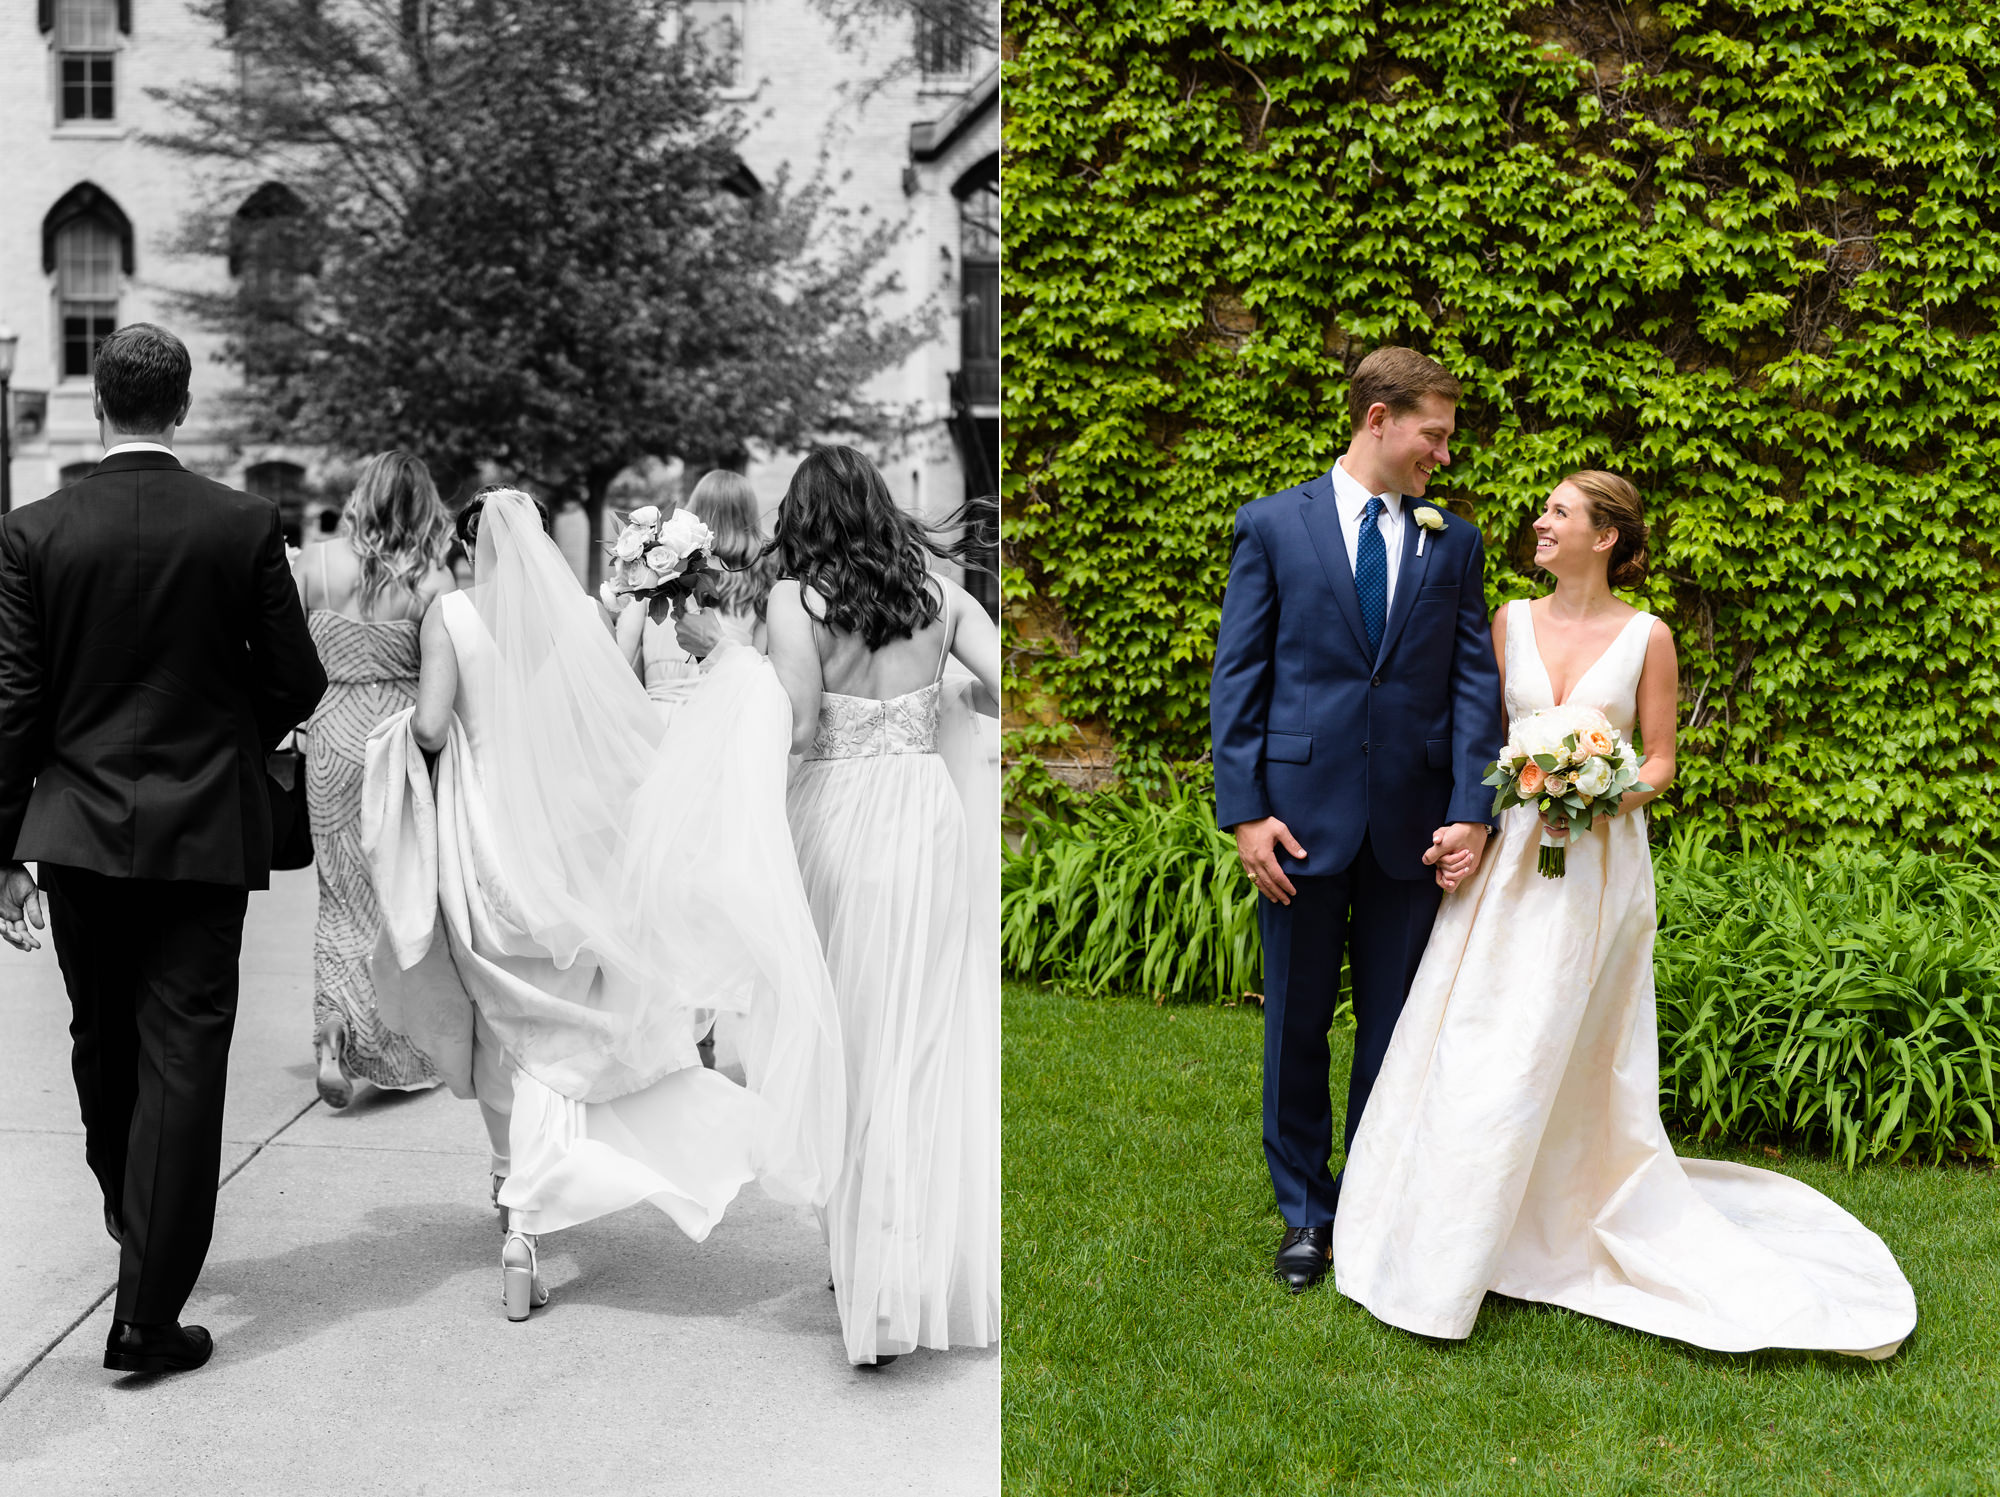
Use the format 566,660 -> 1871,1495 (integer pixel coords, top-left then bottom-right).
1330,456 -> 1404,614
101,441 -> 178,460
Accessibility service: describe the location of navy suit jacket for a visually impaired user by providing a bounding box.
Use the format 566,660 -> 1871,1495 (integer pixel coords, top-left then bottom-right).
1210,470 -> 1505,882
0,451 -> 327,889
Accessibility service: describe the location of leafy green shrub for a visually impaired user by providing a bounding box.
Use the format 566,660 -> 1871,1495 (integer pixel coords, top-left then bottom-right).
1003,0 -> 2000,846
1002,786 -> 2000,1164
1003,769 -> 1263,1005
1655,832 -> 2000,1166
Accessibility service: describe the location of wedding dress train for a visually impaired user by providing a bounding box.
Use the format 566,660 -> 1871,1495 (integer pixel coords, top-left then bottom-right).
362,496 -> 843,1254
1332,599 -> 1917,1358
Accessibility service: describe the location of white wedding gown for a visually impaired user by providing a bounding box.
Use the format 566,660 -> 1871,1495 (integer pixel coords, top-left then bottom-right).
364,523 -> 843,1247
1332,599 -> 1917,1358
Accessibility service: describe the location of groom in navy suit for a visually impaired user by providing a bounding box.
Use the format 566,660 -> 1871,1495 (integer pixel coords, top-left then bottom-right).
1211,347 -> 1504,1292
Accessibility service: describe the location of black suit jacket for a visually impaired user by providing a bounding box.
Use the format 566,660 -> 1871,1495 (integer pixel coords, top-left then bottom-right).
0,451 -> 328,889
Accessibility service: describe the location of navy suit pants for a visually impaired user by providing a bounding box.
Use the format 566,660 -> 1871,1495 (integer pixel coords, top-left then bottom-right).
1258,837 -> 1441,1227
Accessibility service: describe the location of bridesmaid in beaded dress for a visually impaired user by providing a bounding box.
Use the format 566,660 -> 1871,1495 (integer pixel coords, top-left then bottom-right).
295,451 -> 455,1106
683,445 -> 1000,1367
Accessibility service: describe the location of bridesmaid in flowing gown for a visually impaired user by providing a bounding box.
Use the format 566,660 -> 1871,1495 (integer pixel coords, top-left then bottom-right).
1333,470 -> 1917,1358
682,446 -> 1001,1367
295,451 -> 454,1107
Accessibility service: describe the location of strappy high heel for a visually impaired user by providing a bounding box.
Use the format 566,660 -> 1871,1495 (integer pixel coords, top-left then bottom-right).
502,1225 -> 549,1321
314,1018 -> 353,1109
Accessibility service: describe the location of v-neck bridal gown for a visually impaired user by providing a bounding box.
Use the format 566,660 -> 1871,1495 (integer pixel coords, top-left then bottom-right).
1331,599 -> 1917,1358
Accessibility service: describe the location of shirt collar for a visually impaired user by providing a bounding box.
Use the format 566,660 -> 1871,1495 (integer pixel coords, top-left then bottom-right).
102,441 -> 178,459
1330,456 -> 1402,518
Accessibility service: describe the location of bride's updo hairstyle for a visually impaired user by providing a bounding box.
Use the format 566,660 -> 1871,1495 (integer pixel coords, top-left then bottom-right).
1562,469 -> 1649,590
771,445 -> 981,650
454,485 -> 554,550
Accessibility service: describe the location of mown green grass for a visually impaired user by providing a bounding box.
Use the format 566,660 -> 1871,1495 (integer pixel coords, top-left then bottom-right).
1002,981 -> 2000,1496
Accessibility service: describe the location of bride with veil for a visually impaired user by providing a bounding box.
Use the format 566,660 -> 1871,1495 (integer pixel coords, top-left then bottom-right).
360,487 -> 844,1319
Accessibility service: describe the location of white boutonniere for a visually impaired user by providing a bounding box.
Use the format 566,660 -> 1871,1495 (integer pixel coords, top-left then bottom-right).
1413,505 -> 1446,555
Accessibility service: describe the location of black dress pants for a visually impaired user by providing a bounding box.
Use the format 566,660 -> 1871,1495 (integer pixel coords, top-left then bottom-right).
1257,836 -> 1441,1228
42,865 -> 248,1326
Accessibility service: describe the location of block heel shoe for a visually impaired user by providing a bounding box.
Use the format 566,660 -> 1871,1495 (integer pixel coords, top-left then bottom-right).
502,1229 -> 549,1321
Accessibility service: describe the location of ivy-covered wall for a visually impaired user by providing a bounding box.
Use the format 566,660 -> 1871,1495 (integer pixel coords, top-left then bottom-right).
1003,0 -> 2000,844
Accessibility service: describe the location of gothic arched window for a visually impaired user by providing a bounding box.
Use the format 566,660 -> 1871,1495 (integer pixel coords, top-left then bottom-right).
43,183 -> 134,379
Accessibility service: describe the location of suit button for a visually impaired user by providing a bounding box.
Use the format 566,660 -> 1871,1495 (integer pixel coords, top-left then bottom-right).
1371,674 -> 1382,687
1362,741 -> 1369,753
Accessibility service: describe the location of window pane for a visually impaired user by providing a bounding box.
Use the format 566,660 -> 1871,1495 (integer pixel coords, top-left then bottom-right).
61,56 -> 87,120
683,1 -> 742,88
62,308 -> 117,378
917,14 -> 969,76
56,0 -> 119,50
90,55 -> 114,118
58,220 -> 121,298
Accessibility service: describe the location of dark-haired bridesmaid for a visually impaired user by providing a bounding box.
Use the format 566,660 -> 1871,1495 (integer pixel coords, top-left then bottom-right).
684,445 -> 1000,1367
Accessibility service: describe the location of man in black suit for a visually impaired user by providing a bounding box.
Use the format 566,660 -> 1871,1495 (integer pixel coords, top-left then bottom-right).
0,324 -> 326,1374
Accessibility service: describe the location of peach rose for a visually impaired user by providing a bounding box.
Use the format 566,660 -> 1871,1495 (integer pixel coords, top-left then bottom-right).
1581,727 -> 1616,759
1518,762 -> 1546,796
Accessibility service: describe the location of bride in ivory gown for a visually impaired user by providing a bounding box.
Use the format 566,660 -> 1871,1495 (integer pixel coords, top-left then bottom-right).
1331,470 -> 1917,1358
361,488 -> 843,1320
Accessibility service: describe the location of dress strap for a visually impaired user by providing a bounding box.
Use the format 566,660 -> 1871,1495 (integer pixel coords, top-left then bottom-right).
931,577 -> 952,685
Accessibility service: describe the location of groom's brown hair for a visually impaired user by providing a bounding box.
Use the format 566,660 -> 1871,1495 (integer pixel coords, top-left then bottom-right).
1346,347 -> 1460,432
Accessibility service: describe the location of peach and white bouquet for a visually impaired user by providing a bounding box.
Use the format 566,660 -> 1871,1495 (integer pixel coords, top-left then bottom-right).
596,502 -> 717,614
1482,704 -> 1650,877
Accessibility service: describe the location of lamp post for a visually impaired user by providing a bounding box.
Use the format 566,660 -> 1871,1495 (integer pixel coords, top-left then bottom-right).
0,326 -> 17,517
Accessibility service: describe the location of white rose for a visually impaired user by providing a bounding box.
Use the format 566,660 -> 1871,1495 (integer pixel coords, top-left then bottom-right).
1573,758 -> 1613,797
645,543 -> 681,577
627,562 -> 661,591
627,504 -> 661,528
614,526 -> 649,560
1544,774 -> 1570,796
658,509 -> 713,556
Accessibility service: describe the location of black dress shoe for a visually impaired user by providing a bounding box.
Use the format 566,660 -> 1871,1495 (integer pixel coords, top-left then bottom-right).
103,1204 -> 122,1246
104,1321 -> 213,1374
1273,1224 -> 1333,1293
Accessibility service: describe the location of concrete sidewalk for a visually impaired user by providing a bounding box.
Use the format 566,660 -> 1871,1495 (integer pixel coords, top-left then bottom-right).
0,870 -> 998,1495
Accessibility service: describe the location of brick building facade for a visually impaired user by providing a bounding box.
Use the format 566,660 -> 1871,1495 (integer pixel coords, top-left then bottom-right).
0,0 -> 997,600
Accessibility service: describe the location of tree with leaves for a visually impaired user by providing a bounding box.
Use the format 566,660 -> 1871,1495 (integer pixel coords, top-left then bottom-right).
157,0 -> 921,585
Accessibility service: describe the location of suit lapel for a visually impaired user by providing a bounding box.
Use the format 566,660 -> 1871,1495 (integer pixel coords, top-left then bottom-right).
1372,505 -> 1430,670
1298,474 -> 1371,659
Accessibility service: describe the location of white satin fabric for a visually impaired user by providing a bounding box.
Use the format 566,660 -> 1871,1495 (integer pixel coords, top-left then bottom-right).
790,659 -> 1001,1366
1332,600 -> 1917,1358
362,501 -> 844,1242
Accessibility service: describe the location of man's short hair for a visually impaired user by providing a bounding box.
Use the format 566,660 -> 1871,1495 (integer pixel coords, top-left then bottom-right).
94,323 -> 192,432
1346,347 -> 1461,432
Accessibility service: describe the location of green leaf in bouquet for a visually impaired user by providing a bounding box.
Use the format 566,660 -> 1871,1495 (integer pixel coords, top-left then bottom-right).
1533,753 -> 1560,771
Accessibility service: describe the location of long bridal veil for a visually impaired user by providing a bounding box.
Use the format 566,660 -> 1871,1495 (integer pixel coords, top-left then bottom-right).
365,488 -> 844,1211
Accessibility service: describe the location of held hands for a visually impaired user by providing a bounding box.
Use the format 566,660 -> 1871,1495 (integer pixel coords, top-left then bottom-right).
1423,822 -> 1490,893
1233,816 -> 1306,905
0,862 -> 48,953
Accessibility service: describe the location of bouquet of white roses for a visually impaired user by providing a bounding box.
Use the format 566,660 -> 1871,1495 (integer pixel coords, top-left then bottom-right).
1482,704 -> 1651,877
596,502 -> 717,615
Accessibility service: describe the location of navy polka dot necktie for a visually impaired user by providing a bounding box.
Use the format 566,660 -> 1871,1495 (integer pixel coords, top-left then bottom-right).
1355,495 -> 1387,658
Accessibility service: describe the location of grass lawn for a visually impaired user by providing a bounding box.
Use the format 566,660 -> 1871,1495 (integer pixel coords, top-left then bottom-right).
1002,982 -> 2000,1496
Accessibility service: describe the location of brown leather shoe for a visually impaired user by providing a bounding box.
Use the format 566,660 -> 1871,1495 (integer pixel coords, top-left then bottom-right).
104,1320 -> 213,1374
1274,1224 -> 1332,1293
